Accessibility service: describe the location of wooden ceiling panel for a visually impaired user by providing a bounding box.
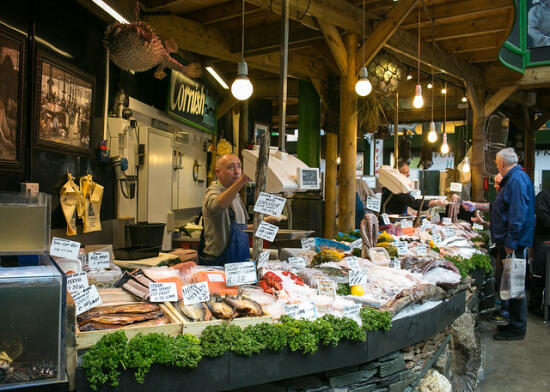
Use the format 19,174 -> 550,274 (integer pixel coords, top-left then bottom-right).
184,0 -> 263,25
150,0 -> 229,14
437,33 -> 502,54
422,13 -> 510,42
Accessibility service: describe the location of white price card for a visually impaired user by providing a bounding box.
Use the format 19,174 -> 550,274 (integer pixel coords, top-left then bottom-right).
50,237 -> 81,260
416,244 -> 428,256
349,239 -> 363,249
288,256 -> 307,269
257,251 -> 270,269
225,261 -> 258,286
301,237 -> 316,250
73,285 -> 102,316
366,196 -> 381,213
343,304 -> 362,321
396,241 -> 409,255
450,182 -> 463,193
349,268 -> 366,286
283,302 -> 317,321
208,273 -> 225,282
255,221 -> 279,242
381,213 -> 390,225
66,272 -> 89,295
390,258 -> 401,270
401,220 -> 413,228
344,256 -> 360,270
421,220 -> 432,230
253,192 -> 286,218
182,282 -> 210,305
149,282 -> 178,302
411,190 -> 421,198
317,279 -> 336,297
445,227 -> 455,237
432,233 -> 442,245
88,251 -> 110,270
442,217 -> 452,225
473,223 -> 484,231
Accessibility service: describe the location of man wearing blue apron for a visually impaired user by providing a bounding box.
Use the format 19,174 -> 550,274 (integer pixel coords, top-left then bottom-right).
199,154 -> 251,265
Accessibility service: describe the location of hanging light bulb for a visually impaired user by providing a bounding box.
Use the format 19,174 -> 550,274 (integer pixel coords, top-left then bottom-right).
231,61 -> 253,100
406,74 -> 413,80
441,132 -> 449,154
461,96 -> 467,103
428,121 -> 437,143
462,157 -> 470,172
427,83 -> 433,89
413,84 -> 424,108
231,0 -> 253,101
355,66 -> 372,96
441,87 -> 447,94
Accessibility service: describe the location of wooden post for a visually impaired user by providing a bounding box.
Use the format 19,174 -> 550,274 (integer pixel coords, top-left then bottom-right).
239,101 -> 249,202
324,132 -> 338,238
394,90 -> 399,168
252,130 -> 271,261
467,85 -> 486,201
523,106 -> 535,181
337,33 -> 358,232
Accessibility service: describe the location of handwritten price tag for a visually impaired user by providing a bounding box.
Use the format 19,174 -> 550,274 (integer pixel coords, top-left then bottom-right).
257,251 -> 270,269
432,233 -> 442,245
349,268 -> 366,286
349,239 -> 362,249
343,304 -> 362,321
390,258 -> 401,270
317,279 -> 336,297
149,282 -> 178,302
450,182 -> 463,193
344,256 -> 360,270
445,227 -> 455,237
473,223 -> 484,231
66,272 -> 89,295
416,244 -> 427,256
254,192 -> 286,217
255,221 -> 279,242
288,256 -> 306,269
182,282 -> 210,305
442,217 -> 452,225
225,261 -> 257,286
396,241 -> 408,255
88,251 -> 110,270
421,220 -> 432,230
73,285 -> 102,316
50,237 -> 80,260
401,220 -> 413,228
366,197 -> 381,212
301,237 -> 316,250
381,213 -> 390,225
284,302 -> 317,321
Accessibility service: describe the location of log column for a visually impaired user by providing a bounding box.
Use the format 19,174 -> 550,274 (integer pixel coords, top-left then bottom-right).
324,132 -> 338,238
467,85 -> 486,202
297,80 -> 321,167
338,33 -> 358,232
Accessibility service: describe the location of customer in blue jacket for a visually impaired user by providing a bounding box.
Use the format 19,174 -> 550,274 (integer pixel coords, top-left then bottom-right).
490,148 -> 535,340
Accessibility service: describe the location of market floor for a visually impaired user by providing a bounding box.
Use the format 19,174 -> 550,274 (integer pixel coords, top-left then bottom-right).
478,314 -> 550,392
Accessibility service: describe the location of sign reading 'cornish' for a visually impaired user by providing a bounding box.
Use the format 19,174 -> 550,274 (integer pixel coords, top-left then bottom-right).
167,70 -> 216,133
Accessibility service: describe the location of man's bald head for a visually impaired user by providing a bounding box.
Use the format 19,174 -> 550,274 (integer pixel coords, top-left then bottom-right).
215,154 -> 243,188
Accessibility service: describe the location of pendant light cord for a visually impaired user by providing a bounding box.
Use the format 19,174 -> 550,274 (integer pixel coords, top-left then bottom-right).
417,7 -> 420,86
241,0 -> 245,62
430,22 -> 434,122
362,0 -> 365,65
444,80 -> 447,134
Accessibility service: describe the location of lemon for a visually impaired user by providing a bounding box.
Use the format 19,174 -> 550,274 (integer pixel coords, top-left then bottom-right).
351,284 -> 364,296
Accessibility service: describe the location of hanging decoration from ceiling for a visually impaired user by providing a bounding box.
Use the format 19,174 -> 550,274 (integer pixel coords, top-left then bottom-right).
367,52 -> 403,98
104,21 -> 202,79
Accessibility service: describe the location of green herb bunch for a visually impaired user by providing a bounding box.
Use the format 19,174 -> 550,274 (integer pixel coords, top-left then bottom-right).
445,253 -> 492,279
360,307 -> 392,332
337,283 -> 351,296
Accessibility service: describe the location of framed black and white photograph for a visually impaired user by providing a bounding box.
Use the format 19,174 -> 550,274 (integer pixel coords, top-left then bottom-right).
254,122 -> 269,146
0,24 -> 25,169
528,0 -> 550,48
34,50 -> 94,155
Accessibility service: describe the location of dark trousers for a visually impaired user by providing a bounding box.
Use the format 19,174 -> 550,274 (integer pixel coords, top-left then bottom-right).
496,246 -> 527,332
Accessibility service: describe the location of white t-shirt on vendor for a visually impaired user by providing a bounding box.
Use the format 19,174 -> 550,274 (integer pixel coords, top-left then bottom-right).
202,181 -> 248,259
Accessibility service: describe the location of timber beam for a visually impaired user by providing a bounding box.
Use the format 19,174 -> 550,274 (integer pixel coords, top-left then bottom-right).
488,66 -> 550,89
318,21 -> 347,76
484,86 -> 518,117
145,15 -> 329,80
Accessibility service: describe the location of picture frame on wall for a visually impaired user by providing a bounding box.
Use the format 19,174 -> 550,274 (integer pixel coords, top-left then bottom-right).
33,49 -> 94,155
254,122 -> 269,146
0,24 -> 25,170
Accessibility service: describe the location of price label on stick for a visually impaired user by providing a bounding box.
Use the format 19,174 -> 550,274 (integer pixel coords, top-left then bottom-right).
88,251 -> 110,270
381,213 -> 390,225
225,261 -> 257,286
401,220 -> 413,228
343,304 -> 362,322
432,233 -> 442,246
416,244 -> 428,256
149,282 -> 178,302
349,239 -> 362,249
253,192 -> 286,218
317,279 -> 336,297
255,221 -> 279,242
301,237 -> 316,250
257,251 -> 270,269
283,302 -> 317,321
73,285 -> 102,316
473,223 -> 484,231
396,241 -> 408,255
288,256 -> 307,269
50,237 -> 80,260
182,282 -> 210,305
66,272 -> 89,295
445,227 -> 455,238
366,196 -> 381,212
349,268 -> 366,286
442,217 -> 452,225
450,182 -> 463,193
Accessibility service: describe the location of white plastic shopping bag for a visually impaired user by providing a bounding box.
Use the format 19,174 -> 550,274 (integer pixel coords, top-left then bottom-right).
500,252 -> 526,300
